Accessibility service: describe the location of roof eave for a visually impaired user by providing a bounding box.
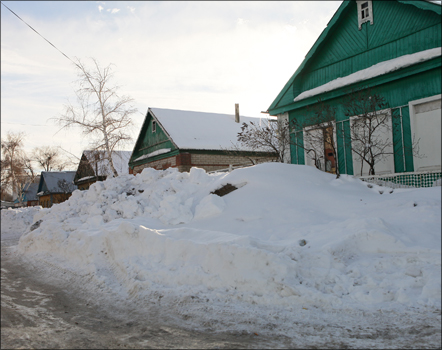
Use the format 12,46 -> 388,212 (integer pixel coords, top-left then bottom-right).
267,0 -> 352,113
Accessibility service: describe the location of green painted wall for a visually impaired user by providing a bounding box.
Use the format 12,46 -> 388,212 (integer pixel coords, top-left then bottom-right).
269,1 -> 441,175
130,112 -> 176,167
272,0 -> 441,113
288,65 -> 441,174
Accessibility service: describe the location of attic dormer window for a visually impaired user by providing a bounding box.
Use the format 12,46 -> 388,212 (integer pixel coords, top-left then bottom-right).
357,0 -> 373,30
152,120 -> 156,133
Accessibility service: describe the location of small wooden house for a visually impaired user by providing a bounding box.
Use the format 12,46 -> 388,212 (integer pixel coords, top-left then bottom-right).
267,0 -> 441,184
129,107 -> 277,174
74,150 -> 132,190
22,182 -> 39,207
13,176 -> 40,207
37,171 -> 77,208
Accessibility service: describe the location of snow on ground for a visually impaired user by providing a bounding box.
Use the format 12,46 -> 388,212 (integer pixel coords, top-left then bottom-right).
2,163 -> 441,339
1,206 -> 48,244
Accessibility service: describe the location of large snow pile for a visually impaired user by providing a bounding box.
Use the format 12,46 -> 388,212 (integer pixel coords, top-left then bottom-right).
8,164 -> 441,321
1,206 -> 46,236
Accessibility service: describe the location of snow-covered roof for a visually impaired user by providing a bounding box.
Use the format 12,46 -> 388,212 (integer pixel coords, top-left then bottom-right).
294,47 -> 441,102
149,107 -> 271,151
24,183 -> 39,201
83,150 -> 132,177
133,148 -> 171,163
39,171 -> 77,194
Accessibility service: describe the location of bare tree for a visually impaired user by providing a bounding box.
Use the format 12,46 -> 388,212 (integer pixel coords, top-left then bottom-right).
291,99 -> 340,177
235,102 -> 340,177
33,146 -> 67,172
343,86 -> 420,176
236,119 -> 290,163
53,57 -> 136,177
57,179 -> 76,203
1,132 -> 36,203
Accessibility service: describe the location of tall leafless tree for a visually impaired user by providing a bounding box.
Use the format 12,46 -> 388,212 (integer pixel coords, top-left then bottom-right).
53,57 -> 136,177
1,132 -> 36,203
33,146 -> 67,172
343,86 -> 421,176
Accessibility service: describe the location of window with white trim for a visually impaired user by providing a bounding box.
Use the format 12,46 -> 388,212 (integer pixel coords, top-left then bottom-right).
357,0 -> 373,30
152,120 -> 156,133
349,109 -> 394,176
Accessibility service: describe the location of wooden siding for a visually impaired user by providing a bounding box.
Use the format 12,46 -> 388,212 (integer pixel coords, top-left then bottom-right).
303,1 -> 441,93
130,112 -> 176,166
38,193 -> 72,208
272,1 -> 441,112
287,65 -> 441,174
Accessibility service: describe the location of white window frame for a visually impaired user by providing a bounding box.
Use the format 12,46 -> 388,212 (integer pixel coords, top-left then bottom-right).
152,120 -> 157,133
357,0 -> 373,30
349,108 -> 394,176
303,121 -> 338,172
408,94 -> 442,172
277,112 -> 290,163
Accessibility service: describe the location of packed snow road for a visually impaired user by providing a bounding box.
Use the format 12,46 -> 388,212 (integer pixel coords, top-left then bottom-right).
2,235 -> 441,349
1,164 -> 441,348
1,234 -> 287,349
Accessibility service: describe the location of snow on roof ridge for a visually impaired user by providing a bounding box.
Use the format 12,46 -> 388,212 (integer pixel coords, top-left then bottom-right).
423,0 -> 441,6
294,47 -> 441,102
148,107 -> 271,151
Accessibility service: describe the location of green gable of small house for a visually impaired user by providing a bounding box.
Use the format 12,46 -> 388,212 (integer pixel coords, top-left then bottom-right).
267,0 -> 441,186
129,108 -> 278,174
129,109 -> 178,171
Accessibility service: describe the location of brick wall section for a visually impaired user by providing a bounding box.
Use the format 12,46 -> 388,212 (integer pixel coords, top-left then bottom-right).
132,153 -> 277,174
133,155 -> 177,174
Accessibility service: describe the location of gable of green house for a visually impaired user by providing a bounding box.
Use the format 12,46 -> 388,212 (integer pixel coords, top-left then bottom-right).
129,110 -> 177,168
269,1 -> 441,115
267,0 -> 441,180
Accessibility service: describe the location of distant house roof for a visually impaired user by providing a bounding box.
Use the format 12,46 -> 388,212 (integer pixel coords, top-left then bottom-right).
23,183 -> 39,202
149,107 -> 271,151
37,171 -> 77,196
82,150 -> 132,177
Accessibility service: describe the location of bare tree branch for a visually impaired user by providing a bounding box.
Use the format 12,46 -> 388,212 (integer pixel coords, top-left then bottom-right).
51,57 -> 136,177
1,132 -> 36,203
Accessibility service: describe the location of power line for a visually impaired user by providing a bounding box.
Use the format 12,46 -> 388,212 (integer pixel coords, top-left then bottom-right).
1,1 -> 80,68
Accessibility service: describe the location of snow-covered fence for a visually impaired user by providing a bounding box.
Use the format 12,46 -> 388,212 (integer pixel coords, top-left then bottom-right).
357,170 -> 441,189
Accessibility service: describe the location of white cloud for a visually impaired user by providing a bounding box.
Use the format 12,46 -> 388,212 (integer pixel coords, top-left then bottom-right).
98,5 -> 103,12
236,18 -> 248,26
111,8 -> 120,14
1,1 -> 342,159
127,6 -> 135,14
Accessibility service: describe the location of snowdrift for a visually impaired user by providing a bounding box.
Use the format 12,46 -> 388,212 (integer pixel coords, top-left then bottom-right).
11,163 -> 442,312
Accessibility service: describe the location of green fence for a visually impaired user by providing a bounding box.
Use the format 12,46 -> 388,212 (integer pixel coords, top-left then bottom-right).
358,170 -> 442,188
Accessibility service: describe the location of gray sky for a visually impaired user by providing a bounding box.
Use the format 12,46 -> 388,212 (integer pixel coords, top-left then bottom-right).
1,1 -> 342,165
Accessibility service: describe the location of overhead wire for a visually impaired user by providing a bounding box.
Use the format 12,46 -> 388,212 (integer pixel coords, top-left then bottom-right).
1,1 -> 80,69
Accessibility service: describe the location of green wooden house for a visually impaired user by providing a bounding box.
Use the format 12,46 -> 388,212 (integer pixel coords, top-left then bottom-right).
267,0 -> 441,185
129,107 -> 277,174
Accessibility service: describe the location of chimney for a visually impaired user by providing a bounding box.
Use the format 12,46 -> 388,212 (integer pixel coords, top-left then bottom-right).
235,103 -> 240,123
